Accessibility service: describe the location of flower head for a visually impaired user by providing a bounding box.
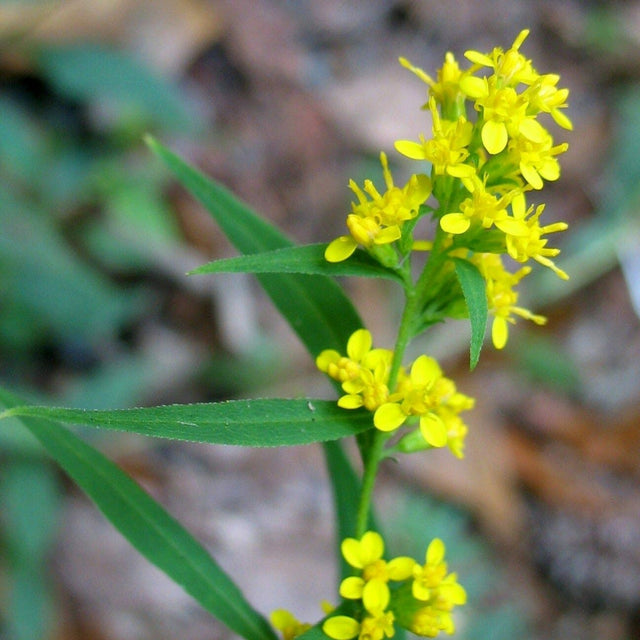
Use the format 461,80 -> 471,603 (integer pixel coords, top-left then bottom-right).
395,99 -> 475,178
465,29 -> 537,86
324,532 -> 416,640
472,253 -> 546,349
399,53 -> 466,111
325,153 -> 430,263
374,355 -> 474,451
317,329 -> 393,412
505,193 -> 569,278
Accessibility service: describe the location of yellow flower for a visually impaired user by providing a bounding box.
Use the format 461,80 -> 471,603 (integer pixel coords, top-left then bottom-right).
395,98 -> 475,178
323,608 -> 395,640
325,153 -> 431,263
412,539 -> 448,601
440,176 -> 523,235
399,53 -> 465,109
317,329 -> 393,412
403,539 -> 467,638
459,30 -> 570,160
323,615 -> 361,640
524,73 -> 572,130
340,532 -> 415,591
374,355 -> 447,446
324,532 -> 415,640
464,29 -> 537,86
270,609 -> 311,640
509,131 -> 568,190
472,253 -> 546,349
461,77 -> 528,154
505,193 -> 569,278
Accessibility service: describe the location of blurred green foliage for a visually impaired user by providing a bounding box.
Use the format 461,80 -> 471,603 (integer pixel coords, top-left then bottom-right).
1,10 -> 640,639
387,491 -> 532,640
0,39 -> 204,640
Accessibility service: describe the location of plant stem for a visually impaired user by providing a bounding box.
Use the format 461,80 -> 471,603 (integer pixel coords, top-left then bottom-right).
354,228 -> 453,537
355,428 -> 387,537
354,282 -> 419,537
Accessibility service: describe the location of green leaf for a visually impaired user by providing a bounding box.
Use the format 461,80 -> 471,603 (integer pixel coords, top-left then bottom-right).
323,440 -> 360,579
189,244 -> 403,283
453,258 -> 487,369
1,400 -> 373,447
37,44 -> 201,134
1,460 -> 60,640
0,387 -> 277,640
147,137 -> 363,357
322,441 -> 379,582
0,185 -> 145,344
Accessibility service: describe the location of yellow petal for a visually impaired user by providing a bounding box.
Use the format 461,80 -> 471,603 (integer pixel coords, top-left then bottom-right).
323,616 -> 360,640
347,328 -> 372,361
410,355 -> 440,386
520,162 -> 543,189
270,609 -> 296,630
495,217 -> 529,236
551,108 -> 573,130
387,556 -> 416,580
316,349 -> 340,372
374,403 -> 407,431
362,579 -> 390,613
426,538 -> 445,564
482,120 -> 508,155
440,213 -> 470,234
325,236 -> 357,262
518,118 -> 547,143
413,173 -> 432,200
394,140 -> 426,160
492,316 -> 508,349
419,412 -> 447,447
374,225 -> 402,245
512,29 -> 530,50
459,75 -> 488,98
539,159 -> 561,181
446,163 -> 476,178
341,532 -> 383,569
338,395 -> 364,409
359,531 -> 385,563
339,576 -> 364,599
464,50 -> 494,68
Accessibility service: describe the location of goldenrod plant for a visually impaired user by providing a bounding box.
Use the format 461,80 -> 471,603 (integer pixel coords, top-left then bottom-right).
0,30 -> 570,640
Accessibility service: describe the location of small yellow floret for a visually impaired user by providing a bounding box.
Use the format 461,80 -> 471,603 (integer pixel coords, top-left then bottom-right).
270,609 -> 311,640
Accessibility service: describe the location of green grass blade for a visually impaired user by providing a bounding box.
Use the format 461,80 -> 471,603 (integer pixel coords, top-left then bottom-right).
146,137 -> 363,356
1,400 -> 372,447
189,244 -> 403,283
453,258 -> 487,369
0,388 -> 277,640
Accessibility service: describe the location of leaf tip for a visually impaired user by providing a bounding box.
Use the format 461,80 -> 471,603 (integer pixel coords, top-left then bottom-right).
143,133 -> 158,151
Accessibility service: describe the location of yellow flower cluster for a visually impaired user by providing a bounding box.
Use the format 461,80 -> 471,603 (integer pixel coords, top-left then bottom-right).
324,29 -> 571,349
322,532 -> 466,640
317,329 -> 474,458
325,153 -> 431,264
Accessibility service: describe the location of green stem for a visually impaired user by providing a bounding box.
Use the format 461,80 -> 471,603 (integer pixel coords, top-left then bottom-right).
353,208 -> 455,538
355,429 -> 387,537
354,285 -> 419,537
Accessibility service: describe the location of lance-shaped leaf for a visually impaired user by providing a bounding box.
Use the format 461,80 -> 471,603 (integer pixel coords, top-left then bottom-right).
453,257 -> 488,369
1,399 -> 373,448
323,440 -> 378,580
0,387 -> 276,640
189,243 -> 403,283
147,137 -> 363,357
